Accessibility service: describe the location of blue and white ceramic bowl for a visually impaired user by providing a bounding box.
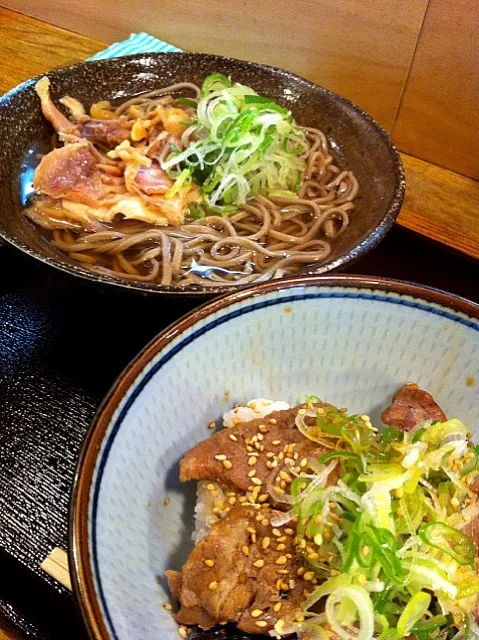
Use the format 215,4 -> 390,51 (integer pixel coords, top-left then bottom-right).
71,276 -> 479,640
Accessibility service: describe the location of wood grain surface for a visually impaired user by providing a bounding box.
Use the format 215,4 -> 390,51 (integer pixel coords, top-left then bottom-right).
0,6 -> 477,263
393,0 -> 479,180
400,155 -> 479,259
0,7 -> 102,93
2,0 -> 431,131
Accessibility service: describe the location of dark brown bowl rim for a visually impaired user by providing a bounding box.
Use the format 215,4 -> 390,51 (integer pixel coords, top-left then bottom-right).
0,52 -> 405,296
70,274 -> 479,640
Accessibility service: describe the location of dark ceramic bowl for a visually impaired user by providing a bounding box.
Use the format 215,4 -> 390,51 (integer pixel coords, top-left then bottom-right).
0,53 -> 405,296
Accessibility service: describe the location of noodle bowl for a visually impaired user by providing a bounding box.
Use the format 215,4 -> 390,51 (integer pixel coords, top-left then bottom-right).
26,78 -> 359,287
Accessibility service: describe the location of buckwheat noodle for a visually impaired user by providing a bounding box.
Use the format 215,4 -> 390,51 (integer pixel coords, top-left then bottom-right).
27,82 -> 359,287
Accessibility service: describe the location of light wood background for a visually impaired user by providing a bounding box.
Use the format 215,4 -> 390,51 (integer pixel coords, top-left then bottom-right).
3,0 -> 478,181
392,0 -> 479,180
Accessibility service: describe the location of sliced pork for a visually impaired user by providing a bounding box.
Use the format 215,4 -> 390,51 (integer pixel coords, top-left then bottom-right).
35,77 -> 74,134
77,118 -> 130,147
381,383 -> 447,432
33,142 -> 104,208
167,505 -> 309,633
180,405 -> 334,505
133,162 -> 172,195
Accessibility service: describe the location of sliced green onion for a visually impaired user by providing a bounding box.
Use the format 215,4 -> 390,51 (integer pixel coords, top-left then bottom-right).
200,72 -> 232,96
316,409 -> 342,436
188,203 -> 206,219
164,168 -> 191,198
243,94 -> 289,115
372,588 -> 396,615
304,574 -> 352,610
412,426 -> 427,443
361,526 -> 403,586
292,400 -> 477,640
356,533 -> 375,568
410,615 -> 449,640
423,418 -> 468,445
358,463 -> 404,484
175,97 -> 198,108
267,189 -> 299,199
461,444 -> 479,476
377,629 -> 400,640
318,451 -> 362,465
418,522 -> 476,566
162,73 -> 307,212
380,427 -> 401,444
397,591 -> 431,637
403,558 -> 457,598
204,202 -> 238,215
313,407 -> 376,453
325,585 -> 374,640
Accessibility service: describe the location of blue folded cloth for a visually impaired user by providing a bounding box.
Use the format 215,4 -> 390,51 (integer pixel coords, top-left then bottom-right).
89,32 -> 182,60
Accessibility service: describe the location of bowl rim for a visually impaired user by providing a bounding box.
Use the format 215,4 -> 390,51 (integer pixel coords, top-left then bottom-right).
69,274 -> 479,640
0,51 -> 405,296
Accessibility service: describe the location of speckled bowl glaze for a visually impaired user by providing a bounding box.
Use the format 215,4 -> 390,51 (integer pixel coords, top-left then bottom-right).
0,53 -> 405,296
70,275 -> 479,640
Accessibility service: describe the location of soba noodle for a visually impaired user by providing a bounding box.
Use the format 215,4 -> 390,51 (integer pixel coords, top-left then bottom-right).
26,81 -> 359,287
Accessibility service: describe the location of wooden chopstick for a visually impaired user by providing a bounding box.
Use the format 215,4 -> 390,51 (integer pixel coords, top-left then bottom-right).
40,547 -> 72,591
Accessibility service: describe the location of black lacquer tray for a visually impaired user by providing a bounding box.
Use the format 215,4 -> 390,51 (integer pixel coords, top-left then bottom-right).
0,228 -> 478,639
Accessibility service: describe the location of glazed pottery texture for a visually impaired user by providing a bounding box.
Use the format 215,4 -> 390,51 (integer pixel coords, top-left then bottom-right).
0,53 -> 404,295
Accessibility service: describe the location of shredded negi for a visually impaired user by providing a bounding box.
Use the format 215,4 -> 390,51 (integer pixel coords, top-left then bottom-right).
162,73 -> 307,215
167,391 -> 479,640
289,403 -> 479,639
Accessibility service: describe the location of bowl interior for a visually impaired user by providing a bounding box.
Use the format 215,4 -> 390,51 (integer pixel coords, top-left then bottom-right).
0,53 -> 404,294
73,280 -> 479,640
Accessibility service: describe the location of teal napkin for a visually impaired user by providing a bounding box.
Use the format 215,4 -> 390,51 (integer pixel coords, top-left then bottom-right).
88,32 -> 182,60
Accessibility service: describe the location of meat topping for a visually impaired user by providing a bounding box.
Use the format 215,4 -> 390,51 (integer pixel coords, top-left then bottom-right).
166,505 -> 310,633
33,141 -> 104,208
381,383 -> 447,432
180,404 -> 335,507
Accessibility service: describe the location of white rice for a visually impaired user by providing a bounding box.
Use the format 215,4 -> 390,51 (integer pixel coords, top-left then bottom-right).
223,398 -> 290,428
193,398 -> 290,543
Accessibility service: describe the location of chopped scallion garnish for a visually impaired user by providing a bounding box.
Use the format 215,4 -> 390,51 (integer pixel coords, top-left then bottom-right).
291,398 -> 479,640
162,73 -> 306,214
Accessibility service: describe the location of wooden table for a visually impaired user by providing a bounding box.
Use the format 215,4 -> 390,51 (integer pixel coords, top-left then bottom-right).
0,7 -> 478,640
1,7 -> 478,260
